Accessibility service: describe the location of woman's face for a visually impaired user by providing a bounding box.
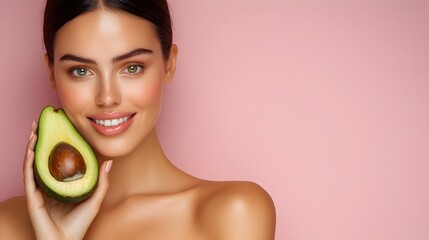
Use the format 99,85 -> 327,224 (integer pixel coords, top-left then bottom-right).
48,9 -> 176,158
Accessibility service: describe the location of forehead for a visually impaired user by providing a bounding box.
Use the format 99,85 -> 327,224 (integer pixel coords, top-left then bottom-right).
54,9 -> 160,61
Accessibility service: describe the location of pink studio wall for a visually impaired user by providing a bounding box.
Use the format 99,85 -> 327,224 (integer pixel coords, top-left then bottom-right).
1,0 -> 428,239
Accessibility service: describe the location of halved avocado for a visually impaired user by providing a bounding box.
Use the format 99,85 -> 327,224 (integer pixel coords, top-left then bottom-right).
34,106 -> 99,203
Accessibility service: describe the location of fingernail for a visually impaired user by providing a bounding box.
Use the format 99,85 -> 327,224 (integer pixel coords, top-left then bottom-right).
105,160 -> 113,173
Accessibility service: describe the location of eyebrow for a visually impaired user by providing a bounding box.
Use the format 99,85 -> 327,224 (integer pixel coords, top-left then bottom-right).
112,48 -> 153,62
59,54 -> 96,64
59,48 -> 154,64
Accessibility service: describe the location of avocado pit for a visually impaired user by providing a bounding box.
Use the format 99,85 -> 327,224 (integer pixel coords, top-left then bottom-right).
49,142 -> 86,182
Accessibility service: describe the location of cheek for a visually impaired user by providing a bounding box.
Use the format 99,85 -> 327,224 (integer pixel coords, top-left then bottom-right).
53,67 -> 92,111
128,76 -> 163,107
55,80 -> 92,120
57,88 -> 86,107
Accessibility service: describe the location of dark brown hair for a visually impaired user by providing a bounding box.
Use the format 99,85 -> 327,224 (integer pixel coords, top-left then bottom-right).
43,0 -> 172,64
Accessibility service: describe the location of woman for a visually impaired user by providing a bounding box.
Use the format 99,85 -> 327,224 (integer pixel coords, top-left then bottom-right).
0,0 -> 276,239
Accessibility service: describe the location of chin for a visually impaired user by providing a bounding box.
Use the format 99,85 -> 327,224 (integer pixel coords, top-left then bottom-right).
93,144 -> 136,160
88,137 -> 137,159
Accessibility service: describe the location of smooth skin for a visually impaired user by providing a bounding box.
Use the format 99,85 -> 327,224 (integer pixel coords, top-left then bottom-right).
0,9 -> 276,240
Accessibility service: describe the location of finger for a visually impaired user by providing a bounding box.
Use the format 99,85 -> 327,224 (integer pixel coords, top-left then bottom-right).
23,121 -> 37,171
31,120 -> 37,132
29,121 -> 38,150
23,131 -> 38,197
24,136 -> 46,211
23,121 -> 45,211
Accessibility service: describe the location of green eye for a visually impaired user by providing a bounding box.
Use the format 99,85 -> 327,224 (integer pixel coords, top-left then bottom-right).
71,68 -> 90,77
127,65 -> 138,73
123,64 -> 143,74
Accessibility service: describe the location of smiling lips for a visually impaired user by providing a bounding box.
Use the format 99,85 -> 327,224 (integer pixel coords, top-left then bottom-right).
88,112 -> 136,136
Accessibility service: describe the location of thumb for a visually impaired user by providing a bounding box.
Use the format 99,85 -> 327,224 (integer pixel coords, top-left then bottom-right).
64,160 -> 112,239
91,160 -> 112,206
78,160 -> 112,214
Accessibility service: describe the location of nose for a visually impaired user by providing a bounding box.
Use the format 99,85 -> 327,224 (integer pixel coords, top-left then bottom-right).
95,77 -> 121,108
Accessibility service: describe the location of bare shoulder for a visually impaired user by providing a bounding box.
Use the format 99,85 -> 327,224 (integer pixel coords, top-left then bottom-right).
0,196 -> 34,239
196,181 -> 276,240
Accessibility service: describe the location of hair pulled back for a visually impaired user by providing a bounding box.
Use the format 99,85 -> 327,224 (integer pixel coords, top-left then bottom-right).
43,0 -> 172,64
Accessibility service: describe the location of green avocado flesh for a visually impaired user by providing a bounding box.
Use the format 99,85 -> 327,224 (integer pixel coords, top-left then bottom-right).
34,106 -> 99,203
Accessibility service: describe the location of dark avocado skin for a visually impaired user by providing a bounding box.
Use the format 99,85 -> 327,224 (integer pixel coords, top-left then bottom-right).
33,106 -> 99,203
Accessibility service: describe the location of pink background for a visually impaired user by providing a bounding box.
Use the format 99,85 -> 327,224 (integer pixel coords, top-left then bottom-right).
1,1 -> 429,239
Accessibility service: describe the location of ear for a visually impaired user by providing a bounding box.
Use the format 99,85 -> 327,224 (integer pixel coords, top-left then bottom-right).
163,44 -> 178,84
44,53 -> 56,90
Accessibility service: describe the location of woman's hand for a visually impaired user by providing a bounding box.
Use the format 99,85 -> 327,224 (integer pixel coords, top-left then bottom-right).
24,121 -> 112,240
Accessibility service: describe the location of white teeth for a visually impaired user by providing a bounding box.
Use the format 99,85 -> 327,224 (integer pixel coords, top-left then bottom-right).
104,120 -> 112,127
94,116 -> 131,127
